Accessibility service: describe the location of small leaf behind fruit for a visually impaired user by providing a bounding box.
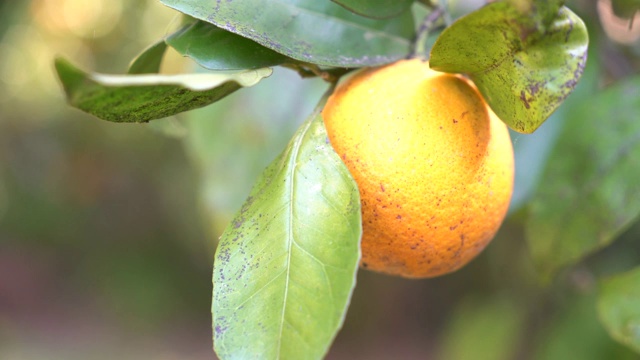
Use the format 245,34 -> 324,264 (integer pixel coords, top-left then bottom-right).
430,3 -> 588,133
166,21 -> 289,70
526,76 -> 640,279
160,0 -> 414,67
212,92 -> 362,359
55,57 -> 271,123
331,0 -> 414,19
598,267 -> 640,354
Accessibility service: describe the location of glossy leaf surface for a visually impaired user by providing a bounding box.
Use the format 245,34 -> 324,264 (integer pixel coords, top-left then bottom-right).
166,21 -> 289,70
160,0 -> 414,67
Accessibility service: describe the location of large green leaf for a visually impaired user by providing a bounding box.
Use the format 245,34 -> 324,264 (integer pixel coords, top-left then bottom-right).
526,76 -> 640,279
166,21 -> 290,70
212,93 -> 362,359
598,267 -> 640,354
55,57 -> 271,123
160,0 -> 414,67
331,0 -> 414,19
430,3 -> 588,134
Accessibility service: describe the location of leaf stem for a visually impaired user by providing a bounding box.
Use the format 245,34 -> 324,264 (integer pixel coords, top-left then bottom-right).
410,7 -> 445,59
282,62 -> 353,84
438,0 -> 453,26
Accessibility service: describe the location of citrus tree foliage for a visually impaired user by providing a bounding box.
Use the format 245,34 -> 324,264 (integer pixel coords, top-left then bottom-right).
526,76 -> 640,279
54,0 -> 640,358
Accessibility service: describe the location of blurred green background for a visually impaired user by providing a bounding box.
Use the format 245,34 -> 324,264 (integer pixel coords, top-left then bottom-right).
1,0 -> 640,359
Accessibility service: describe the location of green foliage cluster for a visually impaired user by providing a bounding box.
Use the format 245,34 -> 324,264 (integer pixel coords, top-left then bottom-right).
53,0 -> 640,359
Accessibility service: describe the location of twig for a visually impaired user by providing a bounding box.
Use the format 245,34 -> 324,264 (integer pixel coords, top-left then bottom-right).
438,0 -> 453,26
410,7 -> 445,59
282,62 -> 352,84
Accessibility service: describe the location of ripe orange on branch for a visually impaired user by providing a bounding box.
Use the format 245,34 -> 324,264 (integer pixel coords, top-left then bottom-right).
322,59 -> 514,278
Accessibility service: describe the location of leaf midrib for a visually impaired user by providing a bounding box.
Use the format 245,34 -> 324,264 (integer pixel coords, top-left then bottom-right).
275,116 -> 314,359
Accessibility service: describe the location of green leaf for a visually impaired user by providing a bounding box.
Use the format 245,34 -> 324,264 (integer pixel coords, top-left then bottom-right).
166,21 -> 290,70
212,92 -> 362,359
160,0 -> 415,67
526,76 -> 640,279
331,0 -> 414,19
128,39 -> 168,74
54,57 -> 271,123
430,3 -> 588,134
598,267 -> 640,354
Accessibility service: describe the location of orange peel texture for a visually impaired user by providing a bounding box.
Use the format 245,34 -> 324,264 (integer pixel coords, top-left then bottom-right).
322,59 -> 514,278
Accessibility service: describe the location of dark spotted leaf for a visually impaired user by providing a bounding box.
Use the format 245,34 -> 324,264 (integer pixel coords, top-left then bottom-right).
212,92 -> 362,359
430,3 -> 588,133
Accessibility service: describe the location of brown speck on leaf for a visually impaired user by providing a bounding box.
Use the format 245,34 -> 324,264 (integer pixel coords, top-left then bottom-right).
520,90 -> 531,109
528,81 -> 544,97
453,119 -> 458,124
380,184 -> 385,192
396,215 -> 402,219
450,225 -> 458,230
461,111 -> 469,118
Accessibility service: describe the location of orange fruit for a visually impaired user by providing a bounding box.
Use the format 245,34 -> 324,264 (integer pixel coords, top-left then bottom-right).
322,59 -> 514,278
